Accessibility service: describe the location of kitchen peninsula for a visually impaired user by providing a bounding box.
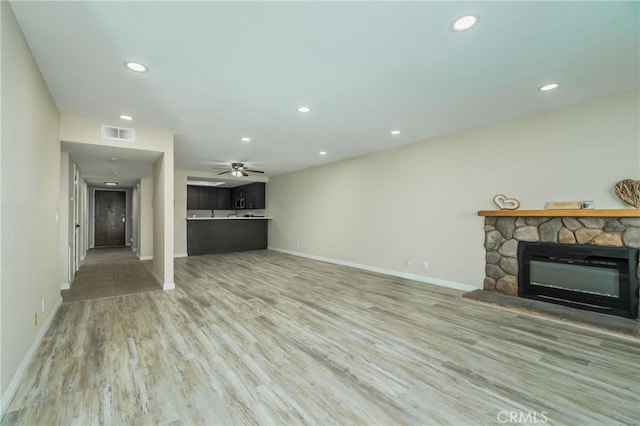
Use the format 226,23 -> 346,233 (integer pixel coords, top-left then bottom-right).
187,216 -> 272,255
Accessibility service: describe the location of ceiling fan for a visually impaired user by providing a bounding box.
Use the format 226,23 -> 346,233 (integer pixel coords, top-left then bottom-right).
216,162 -> 264,177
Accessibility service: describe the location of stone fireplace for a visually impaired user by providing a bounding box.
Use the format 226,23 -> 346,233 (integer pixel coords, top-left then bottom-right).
478,209 -> 640,318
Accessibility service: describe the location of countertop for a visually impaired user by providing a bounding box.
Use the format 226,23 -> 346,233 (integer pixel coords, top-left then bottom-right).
187,216 -> 273,220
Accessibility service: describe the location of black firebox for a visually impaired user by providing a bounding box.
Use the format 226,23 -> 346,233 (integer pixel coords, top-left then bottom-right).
518,242 -> 639,319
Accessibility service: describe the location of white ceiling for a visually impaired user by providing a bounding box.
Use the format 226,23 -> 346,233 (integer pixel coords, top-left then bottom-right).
61,142 -> 161,188
10,1 -> 640,181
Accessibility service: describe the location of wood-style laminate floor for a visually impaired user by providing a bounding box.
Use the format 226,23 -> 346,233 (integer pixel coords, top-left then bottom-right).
61,247 -> 160,303
3,250 -> 639,425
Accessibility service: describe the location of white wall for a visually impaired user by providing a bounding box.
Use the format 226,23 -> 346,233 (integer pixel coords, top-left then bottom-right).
152,154 -> 175,288
268,92 -> 640,289
1,1 -> 61,412
139,177 -> 154,259
58,152 -> 71,287
80,178 -> 89,261
174,170 -> 188,256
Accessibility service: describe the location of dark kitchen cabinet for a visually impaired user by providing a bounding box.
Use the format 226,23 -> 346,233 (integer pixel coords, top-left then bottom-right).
187,185 -> 199,209
189,183 -> 263,210
207,186 -> 219,210
187,219 -> 268,255
188,185 -> 234,210
246,183 -> 265,209
197,186 -> 209,209
230,183 -> 265,210
212,187 -> 232,210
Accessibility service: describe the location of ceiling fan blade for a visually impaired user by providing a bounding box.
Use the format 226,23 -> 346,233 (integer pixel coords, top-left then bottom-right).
217,170 -> 231,175
241,170 -> 249,177
245,169 -> 264,173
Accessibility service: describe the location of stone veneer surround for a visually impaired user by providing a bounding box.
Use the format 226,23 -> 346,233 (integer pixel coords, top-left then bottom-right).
483,216 -> 640,296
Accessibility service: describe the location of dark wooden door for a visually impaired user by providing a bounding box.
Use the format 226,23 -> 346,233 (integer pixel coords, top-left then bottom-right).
95,190 -> 126,247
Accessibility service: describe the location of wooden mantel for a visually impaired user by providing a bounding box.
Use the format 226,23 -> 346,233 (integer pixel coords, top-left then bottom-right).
477,209 -> 640,218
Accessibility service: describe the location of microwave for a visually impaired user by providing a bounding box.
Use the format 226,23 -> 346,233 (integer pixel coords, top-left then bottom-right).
235,197 -> 245,209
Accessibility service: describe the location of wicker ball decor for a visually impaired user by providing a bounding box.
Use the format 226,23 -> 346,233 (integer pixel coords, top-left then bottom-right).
614,179 -> 640,208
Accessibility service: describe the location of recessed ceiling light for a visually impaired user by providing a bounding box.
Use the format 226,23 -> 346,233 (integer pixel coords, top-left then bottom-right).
390,130 -> 401,135
241,137 -> 251,142
124,61 -> 148,73
104,182 -> 118,186
319,151 -> 327,155
539,83 -> 560,92
119,115 -> 133,121
111,171 -> 119,176
451,14 -> 479,32
109,157 -> 118,162
297,106 -> 311,113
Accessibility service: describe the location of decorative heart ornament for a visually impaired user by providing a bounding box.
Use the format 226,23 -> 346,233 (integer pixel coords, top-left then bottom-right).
493,194 -> 521,210
614,179 -> 640,208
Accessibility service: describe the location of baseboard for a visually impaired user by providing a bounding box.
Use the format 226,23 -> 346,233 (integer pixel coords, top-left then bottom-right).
149,271 -> 174,291
60,282 -> 70,290
138,255 -> 153,261
174,253 -> 188,258
268,247 -> 477,293
1,296 -> 63,419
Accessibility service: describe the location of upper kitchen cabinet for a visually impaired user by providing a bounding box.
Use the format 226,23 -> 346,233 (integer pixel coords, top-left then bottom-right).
246,182 -> 265,209
232,183 -> 265,210
197,186 -> 209,209
212,187 -> 232,210
187,185 -> 199,209
188,182 -> 264,210
188,185 -> 226,210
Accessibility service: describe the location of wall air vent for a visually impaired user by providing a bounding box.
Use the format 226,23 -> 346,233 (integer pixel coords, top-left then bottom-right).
101,125 -> 135,142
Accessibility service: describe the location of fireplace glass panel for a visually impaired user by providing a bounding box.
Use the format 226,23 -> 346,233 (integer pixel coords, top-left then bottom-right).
530,259 -> 620,298
518,242 -> 638,319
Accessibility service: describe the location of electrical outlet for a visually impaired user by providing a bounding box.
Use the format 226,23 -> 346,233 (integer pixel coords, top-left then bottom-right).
42,297 -> 46,312
406,260 -> 413,267
423,261 -> 429,270
296,242 -> 300,249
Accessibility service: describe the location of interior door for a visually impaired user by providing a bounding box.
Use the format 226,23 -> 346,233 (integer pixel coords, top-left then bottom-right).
95,190 -> 126,247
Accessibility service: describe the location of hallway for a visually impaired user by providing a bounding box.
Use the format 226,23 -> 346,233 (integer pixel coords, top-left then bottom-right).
61,247 -> 160,303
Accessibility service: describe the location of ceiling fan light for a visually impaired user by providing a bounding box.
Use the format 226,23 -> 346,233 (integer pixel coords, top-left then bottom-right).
231,170 -> 242,177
